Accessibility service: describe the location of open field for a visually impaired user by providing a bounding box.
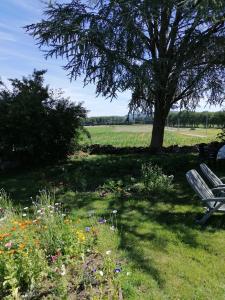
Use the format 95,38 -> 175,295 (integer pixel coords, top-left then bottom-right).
82,125 -> 221,147
1,153 -> 225,299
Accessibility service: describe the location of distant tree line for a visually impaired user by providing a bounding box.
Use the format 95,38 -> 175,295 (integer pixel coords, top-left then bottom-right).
83,114 -> 153,125
84,116 -> 126,126
167,111 -> 225,128
84,111 -> 225,128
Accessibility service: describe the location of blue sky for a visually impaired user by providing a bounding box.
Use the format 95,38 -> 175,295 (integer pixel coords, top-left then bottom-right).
0,0 -> 222,116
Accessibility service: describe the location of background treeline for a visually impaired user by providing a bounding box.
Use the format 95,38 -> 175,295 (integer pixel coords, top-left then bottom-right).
167,111 -> 225,128
84,114 -> 153,125
84,111 -> 225,128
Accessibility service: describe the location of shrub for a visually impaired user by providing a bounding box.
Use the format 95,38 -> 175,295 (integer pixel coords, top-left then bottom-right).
141,163 -> 174,195
0,70 -> 87,164
218,126 -> 225,142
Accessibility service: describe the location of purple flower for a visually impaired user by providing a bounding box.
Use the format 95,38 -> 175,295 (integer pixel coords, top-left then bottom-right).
114,267 -> 121,273
98,218 -> 106,224
85,227 -> 91,232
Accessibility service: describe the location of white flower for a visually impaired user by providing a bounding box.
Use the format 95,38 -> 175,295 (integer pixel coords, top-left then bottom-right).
62,214 -> 66,217
126,272 -> 131,276
55,203 -> 60,206
99,270 -> 104,276
112,210 -> 117,214
60,264 -> 66,276
22,213 -> 27,217
110,226 -> 115,231
106,250 -> 111,255
168,175 -> 174,181
37,210 -> 42,214
23,207 -> 29,210
88,210 -> 95,217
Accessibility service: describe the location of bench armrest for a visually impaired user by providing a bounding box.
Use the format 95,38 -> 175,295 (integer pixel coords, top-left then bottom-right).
211,187 -> 225,192
202,197 -> 225,203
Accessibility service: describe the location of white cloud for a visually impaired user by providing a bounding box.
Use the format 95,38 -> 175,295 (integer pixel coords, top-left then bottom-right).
0,31 -> 16,42
8,0 -> 43,13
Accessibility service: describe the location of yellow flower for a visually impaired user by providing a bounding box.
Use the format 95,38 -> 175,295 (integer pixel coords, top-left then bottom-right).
0,250 -> 4,254
64,219 -> 72,224
76,230 -> 86,242
34,239 -> 40,246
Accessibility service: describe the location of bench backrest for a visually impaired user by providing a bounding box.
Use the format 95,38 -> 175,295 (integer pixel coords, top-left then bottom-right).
186,169 -> 214,201
200,163 -> 222,187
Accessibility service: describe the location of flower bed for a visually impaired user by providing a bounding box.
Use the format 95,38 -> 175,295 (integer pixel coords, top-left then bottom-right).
0,190 -> 126,299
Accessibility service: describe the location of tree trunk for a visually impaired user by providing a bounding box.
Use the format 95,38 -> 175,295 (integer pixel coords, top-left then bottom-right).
150,105 -> 169,152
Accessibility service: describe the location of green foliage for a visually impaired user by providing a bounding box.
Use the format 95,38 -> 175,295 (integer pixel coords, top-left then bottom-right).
141,163 -> 174,195
168,110 -> 225,128
217,125 -> 225,142
0,70 -> 87,164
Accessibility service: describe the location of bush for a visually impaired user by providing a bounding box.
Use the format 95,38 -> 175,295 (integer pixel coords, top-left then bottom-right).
141,163 -> 174,195
0,70 -> 87,164
218,126 -> 225,142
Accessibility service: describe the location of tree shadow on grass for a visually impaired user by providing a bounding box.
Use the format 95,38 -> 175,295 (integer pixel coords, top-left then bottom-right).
1,152 -> 225,287
103,186 -> 225,287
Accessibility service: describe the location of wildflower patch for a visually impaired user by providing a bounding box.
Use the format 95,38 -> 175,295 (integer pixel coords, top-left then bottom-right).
0,190 -> 128,299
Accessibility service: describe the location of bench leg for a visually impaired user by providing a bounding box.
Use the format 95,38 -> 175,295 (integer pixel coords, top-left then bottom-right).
197,203 -> 224,225
197,210 -> 214,225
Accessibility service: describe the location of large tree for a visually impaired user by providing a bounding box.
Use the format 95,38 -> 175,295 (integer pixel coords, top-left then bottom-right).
26,0 -> 225,151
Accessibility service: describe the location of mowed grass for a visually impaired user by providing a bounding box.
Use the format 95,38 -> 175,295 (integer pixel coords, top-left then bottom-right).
81,125 -> 220,147
2,153 -> 225,299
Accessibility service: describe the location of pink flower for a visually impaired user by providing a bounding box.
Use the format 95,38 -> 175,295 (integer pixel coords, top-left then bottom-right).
51,250 -> 61,263
51,255 -> 58,263
5,241 -> 13,249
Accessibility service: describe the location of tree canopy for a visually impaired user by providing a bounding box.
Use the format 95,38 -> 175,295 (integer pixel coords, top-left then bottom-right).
26,0 -> 225,150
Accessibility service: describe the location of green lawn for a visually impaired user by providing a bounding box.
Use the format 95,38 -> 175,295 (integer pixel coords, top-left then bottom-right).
81,125 -> 220,147
1,153 -> 225,299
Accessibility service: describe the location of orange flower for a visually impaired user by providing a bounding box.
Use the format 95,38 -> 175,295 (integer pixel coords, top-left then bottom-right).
0,250 -> 4,254
24,220 -> 32,225
34,239 -> 40,245
0,233 -> 11,240
18,243 -> 25,250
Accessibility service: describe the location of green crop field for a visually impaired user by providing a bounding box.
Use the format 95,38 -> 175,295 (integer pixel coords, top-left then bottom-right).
81,125 -> 221,147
